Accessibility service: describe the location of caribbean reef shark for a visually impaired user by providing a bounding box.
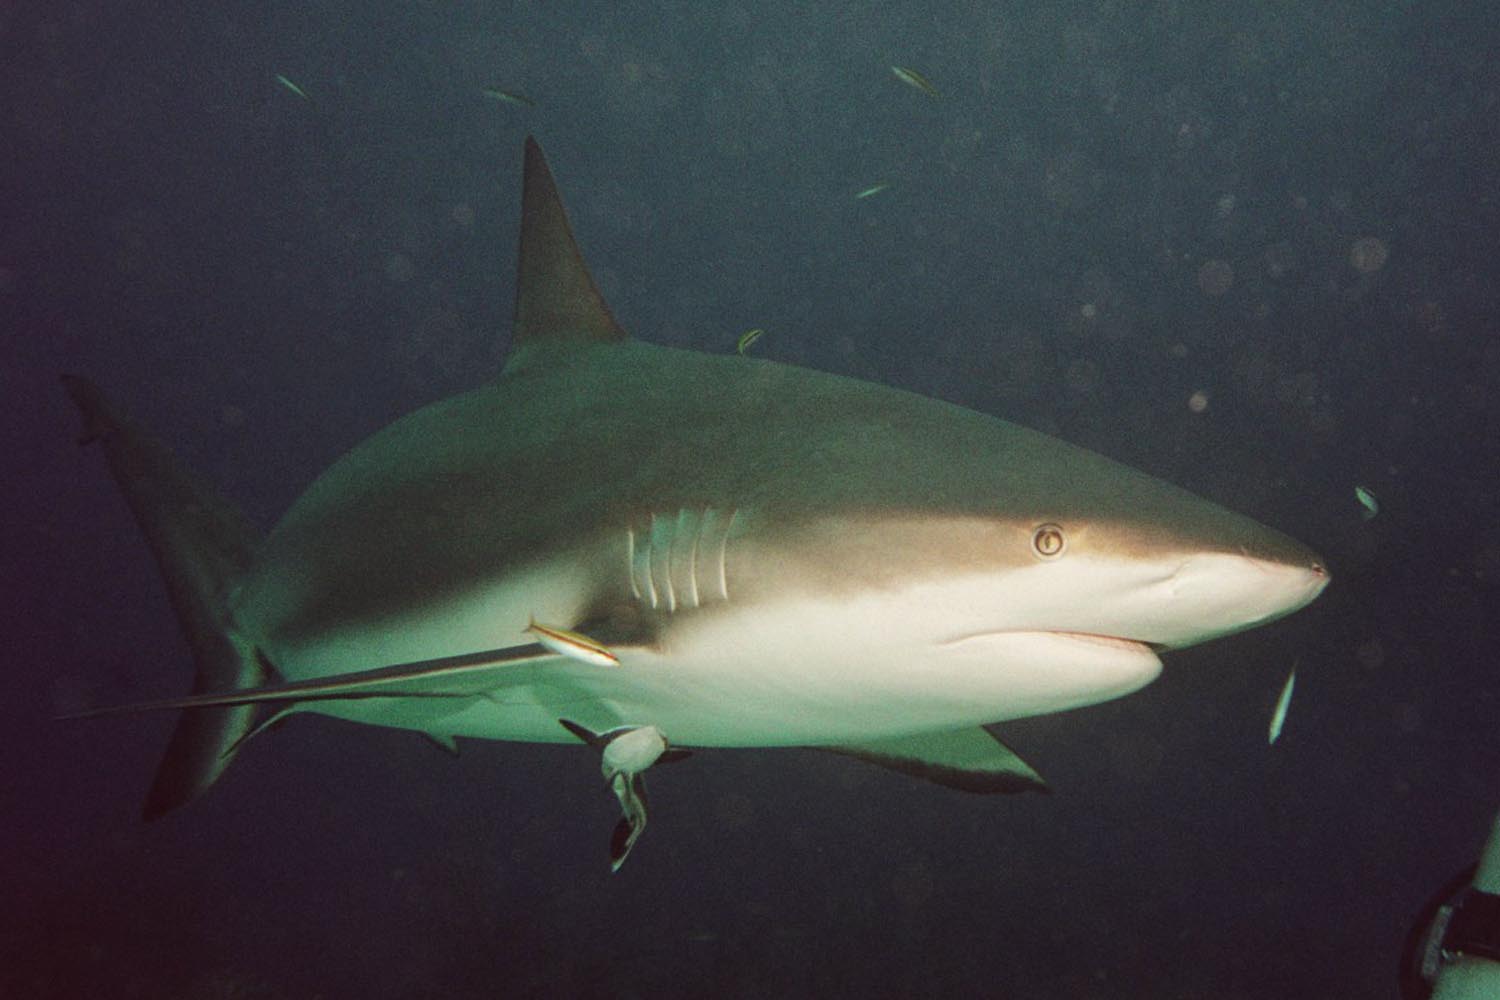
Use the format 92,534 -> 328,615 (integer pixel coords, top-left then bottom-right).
63,137 -> 1329,870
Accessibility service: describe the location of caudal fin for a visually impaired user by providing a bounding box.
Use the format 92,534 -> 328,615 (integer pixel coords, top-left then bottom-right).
61,375 -> 267,819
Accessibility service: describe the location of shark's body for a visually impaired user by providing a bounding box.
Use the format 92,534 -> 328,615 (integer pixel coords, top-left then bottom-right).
66,138 -> 1328,867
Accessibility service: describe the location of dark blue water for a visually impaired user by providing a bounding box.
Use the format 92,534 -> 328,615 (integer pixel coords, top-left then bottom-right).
4,3 -> 1497,997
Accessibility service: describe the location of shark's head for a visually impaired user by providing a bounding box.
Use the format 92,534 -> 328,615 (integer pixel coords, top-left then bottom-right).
647,369 -> 1332,731
641,350 -> 1331,658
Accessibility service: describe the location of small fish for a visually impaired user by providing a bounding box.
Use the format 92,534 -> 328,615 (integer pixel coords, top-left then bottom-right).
526,617 -> 619,668
482,88 -> 536,108
1355,485 -> 1379,521
854,183 -> 890,200
736,328 -> 764,355
1267,667 -> 1296,745
890,65 -> 939,98
275,74 -> 309,101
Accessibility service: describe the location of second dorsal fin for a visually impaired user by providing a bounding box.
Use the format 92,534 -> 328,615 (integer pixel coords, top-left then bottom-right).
506,136 -> 627,371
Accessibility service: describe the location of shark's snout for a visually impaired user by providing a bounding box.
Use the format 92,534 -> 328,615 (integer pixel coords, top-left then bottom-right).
1141,548 -> 1329,650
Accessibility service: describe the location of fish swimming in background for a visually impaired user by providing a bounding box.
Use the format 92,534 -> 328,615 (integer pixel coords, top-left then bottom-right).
1355,485 -> 1379,521
890,65 -> 939,98
736,328 -> 764,354
1268,667 -> 1297,745
482,88 -> 536,108
61,136 -> 1328,871
274,74 -> 309,100
854,183 -> 891,200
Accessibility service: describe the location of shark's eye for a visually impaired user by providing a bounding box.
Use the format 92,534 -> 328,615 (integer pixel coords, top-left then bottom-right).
1031,523 -> 1066,559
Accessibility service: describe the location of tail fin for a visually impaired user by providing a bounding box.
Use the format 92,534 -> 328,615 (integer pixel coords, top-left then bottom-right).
61,376 -> 266,820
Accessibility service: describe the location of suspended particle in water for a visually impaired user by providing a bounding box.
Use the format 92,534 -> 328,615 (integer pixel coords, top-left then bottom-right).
1349,236 -> 1389,273
1197,259 -> 1234,296
1187,390 -> 1209,413
384,253 -> 415,283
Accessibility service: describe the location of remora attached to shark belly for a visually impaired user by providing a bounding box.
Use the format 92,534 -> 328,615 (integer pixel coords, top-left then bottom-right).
62,136 -> 1329,869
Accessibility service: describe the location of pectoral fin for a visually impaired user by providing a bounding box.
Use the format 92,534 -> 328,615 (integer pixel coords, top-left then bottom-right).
822,726 -> 1049,794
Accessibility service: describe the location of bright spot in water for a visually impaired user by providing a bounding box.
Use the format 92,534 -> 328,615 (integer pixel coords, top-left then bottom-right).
1215,193 -> 1236,217
1197,259 -> 1234,296
1264,241 -> 1296,277
1188,390 -> 1209,413
1080,302 -> 1097,319
1349,236 -> 1389,273
385,253 -> 415,283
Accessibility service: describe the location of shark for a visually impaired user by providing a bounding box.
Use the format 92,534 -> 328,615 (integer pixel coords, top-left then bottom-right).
63,136 -> 1329,870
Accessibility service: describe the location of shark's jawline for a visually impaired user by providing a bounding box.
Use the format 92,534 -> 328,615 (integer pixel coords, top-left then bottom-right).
940,630 -> 1156,655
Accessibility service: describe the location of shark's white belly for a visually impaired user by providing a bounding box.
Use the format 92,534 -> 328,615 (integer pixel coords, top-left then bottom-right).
249,573 -> 1164,748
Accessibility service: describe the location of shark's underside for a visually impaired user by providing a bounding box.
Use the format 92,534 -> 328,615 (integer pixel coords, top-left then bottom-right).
64,137 -> 1328,869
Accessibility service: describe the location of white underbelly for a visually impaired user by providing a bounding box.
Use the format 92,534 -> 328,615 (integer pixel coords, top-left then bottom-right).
298,628 -> 1162,748
257,579 -> 1163,748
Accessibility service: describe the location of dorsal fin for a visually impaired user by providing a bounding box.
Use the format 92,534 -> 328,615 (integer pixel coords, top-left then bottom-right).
506,136 -> 627,371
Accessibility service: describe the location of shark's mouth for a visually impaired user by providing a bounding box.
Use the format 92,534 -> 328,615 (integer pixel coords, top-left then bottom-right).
935,629 -> 1166,708
943,629 -> 1160,655
1043,631 -> 1170,655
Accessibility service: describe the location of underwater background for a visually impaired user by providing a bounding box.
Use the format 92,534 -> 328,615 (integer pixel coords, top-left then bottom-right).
3,2 -> 1497,997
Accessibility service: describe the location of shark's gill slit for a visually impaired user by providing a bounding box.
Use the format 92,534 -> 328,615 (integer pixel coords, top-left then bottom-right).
673,508 -> 696,610
717,508 -> 738,603
696,507 -> 725,604
625,526 -> 641,602
633,520 -> 658,609
680,508 -> 702,610
650,512 -> 676,613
